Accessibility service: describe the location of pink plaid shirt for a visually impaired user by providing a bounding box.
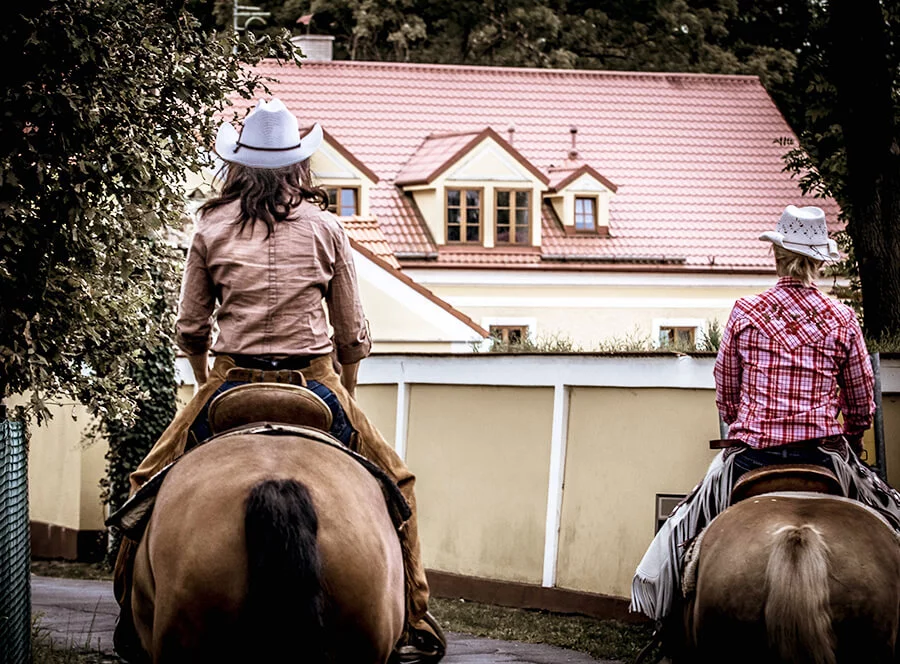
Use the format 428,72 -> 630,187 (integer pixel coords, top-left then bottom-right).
714,277 -> 874,449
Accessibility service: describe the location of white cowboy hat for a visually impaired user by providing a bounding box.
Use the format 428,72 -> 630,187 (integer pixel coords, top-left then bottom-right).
759,205 -> 840,262
214,98 -> 323,169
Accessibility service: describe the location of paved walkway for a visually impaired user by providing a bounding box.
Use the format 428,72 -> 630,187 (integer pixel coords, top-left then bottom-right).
32,576 -> 618,663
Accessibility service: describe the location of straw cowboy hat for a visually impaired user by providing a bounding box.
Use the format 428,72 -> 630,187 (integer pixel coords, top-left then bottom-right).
214,98 -> 323,169
759,205 -> 840,262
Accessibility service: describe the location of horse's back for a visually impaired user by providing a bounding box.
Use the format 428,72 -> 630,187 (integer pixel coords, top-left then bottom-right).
135,431 -> 404,662
691,495 -> 900,664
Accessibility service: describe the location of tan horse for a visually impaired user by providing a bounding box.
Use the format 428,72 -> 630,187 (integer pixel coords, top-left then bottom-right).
673,495 -> 900,664
130,430 -> 405,663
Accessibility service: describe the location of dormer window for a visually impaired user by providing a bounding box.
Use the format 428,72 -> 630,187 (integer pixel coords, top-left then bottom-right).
397,128 -> 548,247
310,129 -> 379,218
326,186 -> 360,217
496,190 -> 531,244
546,164 -> 617,237
574,196 -> 597,233
447,189 -> 482,243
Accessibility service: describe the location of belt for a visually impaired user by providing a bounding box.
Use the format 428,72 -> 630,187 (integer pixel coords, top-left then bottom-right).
227,354 -> 326,372
709,434 -> 847,450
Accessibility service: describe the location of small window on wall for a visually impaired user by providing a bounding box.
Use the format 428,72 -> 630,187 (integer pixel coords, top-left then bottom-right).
326,187 -> 360,216
575,196 -> 597,232
659,327 -> 696,349
656,494 -> 686,533
490,325 -> 528,344
447,189 -> 482,244
496,190 -> 531,245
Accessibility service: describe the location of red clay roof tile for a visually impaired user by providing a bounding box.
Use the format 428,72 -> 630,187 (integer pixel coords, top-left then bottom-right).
341,216 -> 401,268
236,60 -> 839,271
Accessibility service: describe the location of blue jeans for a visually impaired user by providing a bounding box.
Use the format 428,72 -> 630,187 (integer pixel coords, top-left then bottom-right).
732,445 -> 835,484
187,379 -> 355,448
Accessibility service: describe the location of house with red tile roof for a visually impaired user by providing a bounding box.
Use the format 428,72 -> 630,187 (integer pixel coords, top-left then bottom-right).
232,59 -> 841,349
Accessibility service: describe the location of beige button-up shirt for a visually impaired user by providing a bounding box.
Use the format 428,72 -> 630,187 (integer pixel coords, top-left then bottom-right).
175,199 -> 371,364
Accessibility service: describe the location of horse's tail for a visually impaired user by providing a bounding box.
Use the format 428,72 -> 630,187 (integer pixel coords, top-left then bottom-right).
244,478 -> 325,660
764,524 -> 835,664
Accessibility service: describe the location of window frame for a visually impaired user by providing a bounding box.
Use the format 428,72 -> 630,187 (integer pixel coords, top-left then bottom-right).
445,187 -> 484,245
489,324 -> 529,345
655,493 -> 686,533
494,188 -> 532,246
325,186 -> 361,217
574,195 -> 600,234
658,326 -> 697,349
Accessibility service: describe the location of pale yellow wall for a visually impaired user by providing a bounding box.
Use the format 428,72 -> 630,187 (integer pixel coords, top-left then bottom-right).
355,384 -> 398,447
427,282 -> 773,347
79,432 -> 109,531
410,189 -> 441,243
406,385 -> 554,583
359,280 -> 454,341
883,394 -> 900,488
557,387 -> 720,597
16,397 -> 104,532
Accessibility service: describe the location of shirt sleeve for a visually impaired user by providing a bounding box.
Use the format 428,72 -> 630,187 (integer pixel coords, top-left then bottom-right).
714,305 -> 743,425
174,230 -> 216,356
837,315 -> 875,436
326,226 -> 371,364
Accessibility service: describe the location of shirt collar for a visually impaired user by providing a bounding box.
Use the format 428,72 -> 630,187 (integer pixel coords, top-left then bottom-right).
776,276 -> 813,289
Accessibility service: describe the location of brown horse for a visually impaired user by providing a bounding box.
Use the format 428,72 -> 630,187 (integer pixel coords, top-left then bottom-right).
673,494 -> 900,664
130,429 -> 405,663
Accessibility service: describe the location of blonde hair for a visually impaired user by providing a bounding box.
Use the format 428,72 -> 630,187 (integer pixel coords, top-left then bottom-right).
774,245 -> 823,286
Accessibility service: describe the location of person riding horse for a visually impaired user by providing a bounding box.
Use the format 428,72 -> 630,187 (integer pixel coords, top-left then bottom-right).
113,98 -> 446,663
631,205 -> 900,622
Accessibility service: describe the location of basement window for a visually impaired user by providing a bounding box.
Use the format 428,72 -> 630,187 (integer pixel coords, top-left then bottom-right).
656,494 -> 686,533
490,325 -> 528,344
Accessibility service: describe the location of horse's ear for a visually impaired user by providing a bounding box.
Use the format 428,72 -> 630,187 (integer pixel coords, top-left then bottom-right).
208,383 -> 333,435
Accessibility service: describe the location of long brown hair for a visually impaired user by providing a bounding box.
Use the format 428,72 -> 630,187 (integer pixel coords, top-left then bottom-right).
199,160 -> 329,237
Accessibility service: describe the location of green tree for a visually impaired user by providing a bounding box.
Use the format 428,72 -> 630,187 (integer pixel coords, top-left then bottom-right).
292,0 -> 799,82
0,0 -> 295,423
783,0 -> 900,339
824,0 -> 900,339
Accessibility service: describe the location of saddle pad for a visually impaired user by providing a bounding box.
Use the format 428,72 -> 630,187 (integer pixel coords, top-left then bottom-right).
106,423 -> 412,540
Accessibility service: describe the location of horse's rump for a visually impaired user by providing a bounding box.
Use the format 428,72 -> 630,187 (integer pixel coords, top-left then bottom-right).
133,430 -> 405,663
685,495 -> 900,664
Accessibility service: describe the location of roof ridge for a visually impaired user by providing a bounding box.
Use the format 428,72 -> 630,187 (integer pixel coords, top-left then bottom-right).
285,59 -> 761,83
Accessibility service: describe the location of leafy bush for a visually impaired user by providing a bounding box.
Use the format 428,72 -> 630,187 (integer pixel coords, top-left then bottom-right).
0,0 -> 294,424
699,319 -> 723,352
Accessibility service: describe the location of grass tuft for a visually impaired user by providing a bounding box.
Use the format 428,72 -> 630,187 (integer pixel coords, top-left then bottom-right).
32,616 -> 120,664
31,560 -> 113,582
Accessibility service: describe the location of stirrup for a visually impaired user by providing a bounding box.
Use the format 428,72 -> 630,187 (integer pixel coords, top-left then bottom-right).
392,613 -> 446,663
